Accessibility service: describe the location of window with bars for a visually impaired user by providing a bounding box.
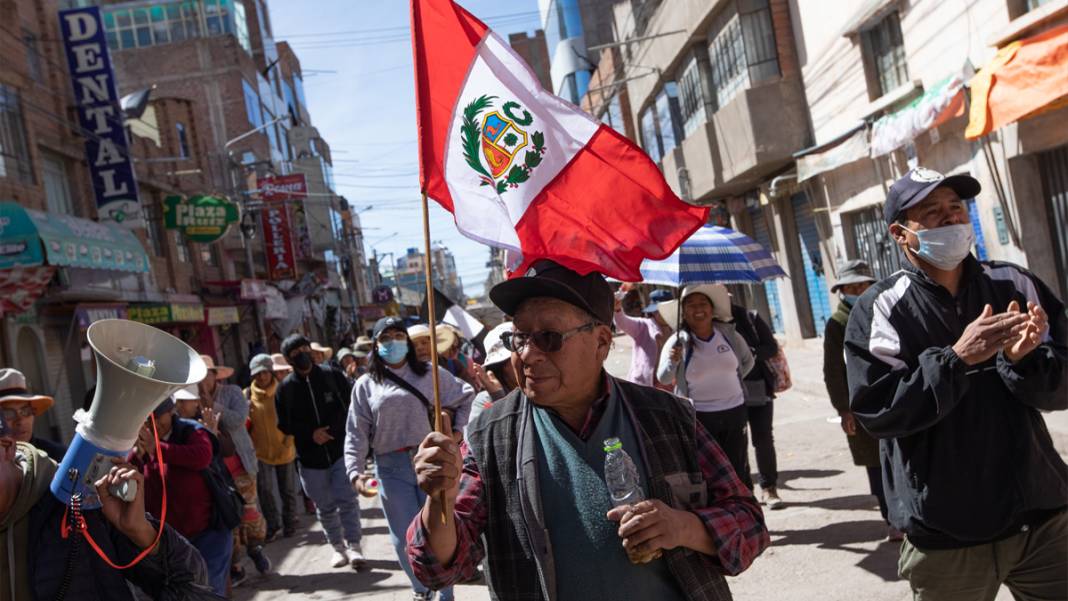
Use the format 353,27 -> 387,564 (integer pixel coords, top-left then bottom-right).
707,0 -> 780,112
677,56 -> 706,136
0,85 -> 34,184
861,11 -> 909,99
599,95 -> 626,136
173,230 -> 191,264
639,84 -> 683,162
846,206 -> 903,279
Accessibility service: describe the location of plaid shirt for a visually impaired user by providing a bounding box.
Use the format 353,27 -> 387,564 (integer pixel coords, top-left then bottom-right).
407,387 -> 769,591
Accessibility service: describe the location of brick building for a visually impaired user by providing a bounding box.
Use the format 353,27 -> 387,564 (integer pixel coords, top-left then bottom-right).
0,0 -> 368,444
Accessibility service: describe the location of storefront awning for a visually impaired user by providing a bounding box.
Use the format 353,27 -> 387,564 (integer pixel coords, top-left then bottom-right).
0,201 -> 150,273
967,23 -> 1068,139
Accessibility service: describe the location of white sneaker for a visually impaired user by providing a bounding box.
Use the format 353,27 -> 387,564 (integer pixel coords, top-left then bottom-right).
347,542 -> 367,570
330,547 -> 349,568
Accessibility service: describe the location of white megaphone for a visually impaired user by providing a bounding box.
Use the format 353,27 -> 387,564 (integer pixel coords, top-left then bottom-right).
51,319 -> 207,509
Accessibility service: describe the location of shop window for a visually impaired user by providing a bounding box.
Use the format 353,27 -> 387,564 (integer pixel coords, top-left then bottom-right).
861,11 -> 909,99
41,151 -> 75,215
0,85 -> 34,184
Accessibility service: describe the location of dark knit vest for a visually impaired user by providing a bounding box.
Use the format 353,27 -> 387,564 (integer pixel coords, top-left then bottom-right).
465,377 -> 734,601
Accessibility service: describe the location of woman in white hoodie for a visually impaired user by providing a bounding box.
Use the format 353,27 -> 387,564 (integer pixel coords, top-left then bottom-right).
657,284 -> 755,489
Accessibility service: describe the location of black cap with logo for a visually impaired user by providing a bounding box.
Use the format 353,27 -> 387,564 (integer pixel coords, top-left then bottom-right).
490,259 -> 614,324
884,167 -> 981,225
372,316 -> 407,339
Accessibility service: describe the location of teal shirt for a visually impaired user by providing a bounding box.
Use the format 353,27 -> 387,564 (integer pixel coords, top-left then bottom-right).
532,389 -> 685,601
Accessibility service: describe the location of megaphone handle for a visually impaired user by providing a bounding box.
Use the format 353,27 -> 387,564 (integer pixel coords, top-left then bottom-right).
109,480 -> 137,503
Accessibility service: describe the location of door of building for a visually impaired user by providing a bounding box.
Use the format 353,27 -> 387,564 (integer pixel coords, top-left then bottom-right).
792,194 -> 834,335
747,205 -> 784,334
1038,144 -> 1068,302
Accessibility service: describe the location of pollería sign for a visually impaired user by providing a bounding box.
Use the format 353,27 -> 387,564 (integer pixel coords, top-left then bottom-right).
163,195 -> 240,243
58,7 -> 143,228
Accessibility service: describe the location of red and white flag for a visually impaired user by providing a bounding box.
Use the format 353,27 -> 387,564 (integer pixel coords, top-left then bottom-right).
410,0 -> 708,281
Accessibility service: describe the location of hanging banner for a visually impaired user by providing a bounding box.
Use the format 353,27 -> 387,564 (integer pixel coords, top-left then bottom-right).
163,194 -> 240,243
58,7 -> 143,228
258,176 -> 300,281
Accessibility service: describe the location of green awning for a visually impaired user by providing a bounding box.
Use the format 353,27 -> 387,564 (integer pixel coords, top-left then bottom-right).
0,201 -> 150,273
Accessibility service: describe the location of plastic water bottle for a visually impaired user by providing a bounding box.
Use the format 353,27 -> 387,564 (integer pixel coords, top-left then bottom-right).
603,437 -> 662,564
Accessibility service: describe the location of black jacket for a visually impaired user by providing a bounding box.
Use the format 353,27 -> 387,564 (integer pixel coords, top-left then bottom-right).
845,256 -> 1067,548
731,304 -> 779,395
28,497 -> 217,600
276,364 -> 352,469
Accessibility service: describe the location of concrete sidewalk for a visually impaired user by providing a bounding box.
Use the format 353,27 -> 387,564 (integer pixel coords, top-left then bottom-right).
232,337 -> 1065,600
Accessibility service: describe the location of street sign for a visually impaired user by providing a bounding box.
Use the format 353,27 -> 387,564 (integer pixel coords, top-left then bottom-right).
372,285 -> 394,304
58,7 -> 143,228
163,195 -> 240,243
258,175 -> 303,281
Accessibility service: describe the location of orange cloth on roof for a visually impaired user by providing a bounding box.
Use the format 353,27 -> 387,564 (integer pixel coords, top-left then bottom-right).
966,23 -> 1068,139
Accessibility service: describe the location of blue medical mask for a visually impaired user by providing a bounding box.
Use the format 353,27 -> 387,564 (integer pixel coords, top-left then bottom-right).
377,340 -> 409,364
901,224 -> 975,271
841,294 -> 860,306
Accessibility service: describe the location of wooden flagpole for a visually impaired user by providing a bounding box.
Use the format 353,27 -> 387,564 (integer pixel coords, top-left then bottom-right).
420,188 -> 449,523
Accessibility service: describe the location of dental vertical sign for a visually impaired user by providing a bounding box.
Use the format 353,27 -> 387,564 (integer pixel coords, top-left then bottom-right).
59,7 -> 143,228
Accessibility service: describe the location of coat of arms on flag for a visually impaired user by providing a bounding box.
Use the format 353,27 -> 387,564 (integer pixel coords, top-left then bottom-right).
411,0 -> 709,281
462,96 -> 545,194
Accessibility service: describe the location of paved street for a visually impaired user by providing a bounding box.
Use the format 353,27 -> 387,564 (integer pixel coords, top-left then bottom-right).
235,336 -> 1067,601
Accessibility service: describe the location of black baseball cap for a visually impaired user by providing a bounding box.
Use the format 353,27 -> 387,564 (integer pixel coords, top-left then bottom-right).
490,259 -> 614,324
372,316 -> 406,339
884,167 -> 981,225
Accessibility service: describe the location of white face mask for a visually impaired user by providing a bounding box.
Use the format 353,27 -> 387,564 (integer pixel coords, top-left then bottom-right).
901,224 -> 975,270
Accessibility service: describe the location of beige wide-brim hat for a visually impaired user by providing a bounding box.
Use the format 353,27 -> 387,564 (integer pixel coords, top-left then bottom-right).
310,342 -> 333,360
270,353 -> 293,373
657,284 -> 732,330
199,355 -> 235,380
409,324 -> 458,355
0,368 -> 54,416
354,336 -> 373,353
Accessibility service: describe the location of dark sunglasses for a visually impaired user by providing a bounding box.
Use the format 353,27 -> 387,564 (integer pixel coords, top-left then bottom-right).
501,322 -> 596,354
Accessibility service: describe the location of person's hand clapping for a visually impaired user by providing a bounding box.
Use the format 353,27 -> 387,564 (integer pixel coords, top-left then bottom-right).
1004,301 -> 1049,363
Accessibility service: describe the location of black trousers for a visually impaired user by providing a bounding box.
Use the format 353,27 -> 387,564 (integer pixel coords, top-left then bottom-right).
866,465 -> 890,522
746,402 -> 778,488
697,404 -> 753,490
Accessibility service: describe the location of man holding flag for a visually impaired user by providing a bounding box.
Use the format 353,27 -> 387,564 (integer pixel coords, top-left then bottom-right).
399,1 -> 765,598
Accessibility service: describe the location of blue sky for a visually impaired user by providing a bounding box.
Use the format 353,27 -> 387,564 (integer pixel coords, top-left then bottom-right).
267,0 -> 543,299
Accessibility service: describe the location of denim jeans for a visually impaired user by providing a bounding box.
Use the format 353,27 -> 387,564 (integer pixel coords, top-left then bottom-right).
258,460 -> 300,535
298,457 -> 362,548
376,450 -> 454,601
190,527 -> 233,596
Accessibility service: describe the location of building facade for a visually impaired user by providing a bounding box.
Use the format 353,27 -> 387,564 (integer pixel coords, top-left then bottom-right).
539,0 -> 617,104
508,30 -> 553,91
607,0 -> 1068,344
0,0 -> 369,443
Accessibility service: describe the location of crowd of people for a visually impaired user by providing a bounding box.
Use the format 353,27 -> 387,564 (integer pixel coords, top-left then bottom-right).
0,167 -> 1064,601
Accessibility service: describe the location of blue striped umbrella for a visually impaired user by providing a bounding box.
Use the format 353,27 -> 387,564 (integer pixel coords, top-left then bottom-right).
639,225 -> 786,286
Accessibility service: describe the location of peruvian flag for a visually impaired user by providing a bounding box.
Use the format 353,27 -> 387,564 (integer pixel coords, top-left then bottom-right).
410,0 -> 708,281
